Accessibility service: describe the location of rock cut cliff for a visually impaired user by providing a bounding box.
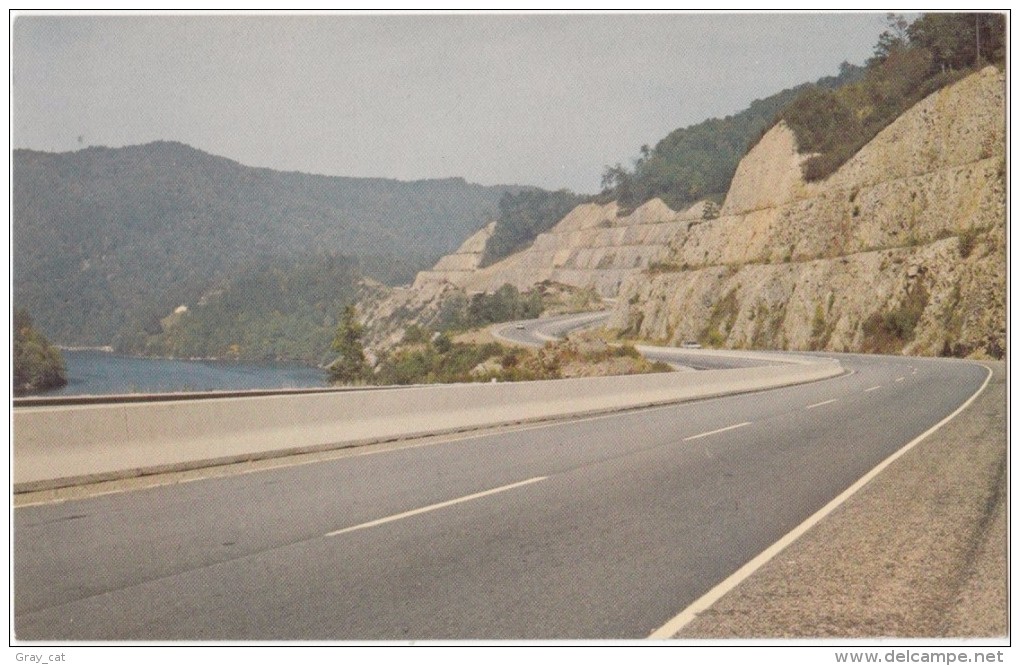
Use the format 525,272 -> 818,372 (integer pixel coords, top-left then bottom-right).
609,66 -> 1005,358
373,67 -> 1005,359
414,198 -> 711,296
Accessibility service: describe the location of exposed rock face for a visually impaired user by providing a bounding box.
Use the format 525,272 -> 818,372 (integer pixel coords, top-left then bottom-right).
609,66 -> 1005,358
359,198 -> 697,348
415,198 -> 707,296
373,67 -> 1005,359
719,120 -> 810,217
414,221 -> 496,288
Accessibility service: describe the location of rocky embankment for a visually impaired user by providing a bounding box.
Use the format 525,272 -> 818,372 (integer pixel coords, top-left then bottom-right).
369,67 -> 1004,359
414,198 -> 710,295
362,199 -> 709,348
609,66 -> 1004,358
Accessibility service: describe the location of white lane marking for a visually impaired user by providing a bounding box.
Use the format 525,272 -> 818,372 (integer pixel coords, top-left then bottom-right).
683,422 -> 751,442
649,363 -> 994,639
805,398 -> 838,409
325,476 -> 547,537
12,397 -> 752,508
896,377 -> 905,382
17,361 -> 858,508
864,386 -> 882,392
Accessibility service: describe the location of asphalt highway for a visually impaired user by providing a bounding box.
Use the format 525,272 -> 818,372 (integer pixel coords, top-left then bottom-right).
14,336 -> 989,639
491,311 -> 613,347
492,313 -> 779,370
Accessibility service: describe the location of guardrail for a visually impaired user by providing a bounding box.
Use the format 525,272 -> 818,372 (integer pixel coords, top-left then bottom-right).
12,383 -> 413,408
13,356 -> 842,492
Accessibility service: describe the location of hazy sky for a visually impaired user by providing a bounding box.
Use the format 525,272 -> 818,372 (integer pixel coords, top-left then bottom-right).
13,13 -> 891,193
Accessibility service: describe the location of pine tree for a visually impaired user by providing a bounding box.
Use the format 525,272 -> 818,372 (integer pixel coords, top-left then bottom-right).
327,305 -> 368,384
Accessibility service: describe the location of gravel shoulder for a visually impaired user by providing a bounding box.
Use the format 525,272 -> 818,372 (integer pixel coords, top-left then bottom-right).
676,361 -> 1006,639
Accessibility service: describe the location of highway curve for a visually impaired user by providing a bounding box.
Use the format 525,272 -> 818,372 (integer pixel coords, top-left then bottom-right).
13,342 -> 989,639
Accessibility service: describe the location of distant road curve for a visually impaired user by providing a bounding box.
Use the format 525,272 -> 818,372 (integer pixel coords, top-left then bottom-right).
491,311 -> 612,347
492,312 -> 791,370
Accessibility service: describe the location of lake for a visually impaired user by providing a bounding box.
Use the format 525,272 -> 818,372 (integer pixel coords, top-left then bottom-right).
45,350 -> 327,396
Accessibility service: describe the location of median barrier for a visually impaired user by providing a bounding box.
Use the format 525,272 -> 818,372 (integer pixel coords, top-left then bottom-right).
14,356 -> 842,492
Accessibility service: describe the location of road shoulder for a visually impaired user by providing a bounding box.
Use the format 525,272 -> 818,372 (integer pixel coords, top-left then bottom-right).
674,361 -> 1006,638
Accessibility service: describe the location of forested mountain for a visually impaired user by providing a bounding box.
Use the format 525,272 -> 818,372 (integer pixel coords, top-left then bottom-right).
13,141 -> 524,346
596,64 -> 865,211
117,254 -> 367,363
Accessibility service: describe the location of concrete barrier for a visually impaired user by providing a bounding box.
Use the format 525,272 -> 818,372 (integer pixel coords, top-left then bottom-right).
13,357 -> 842,492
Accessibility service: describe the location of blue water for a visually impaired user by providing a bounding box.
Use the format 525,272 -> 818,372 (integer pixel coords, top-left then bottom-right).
47,350 -> 327,396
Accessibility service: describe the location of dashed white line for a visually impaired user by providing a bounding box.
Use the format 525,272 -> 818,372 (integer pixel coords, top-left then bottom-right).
326,476 -> 547,537
805,398 -> 838,409
864,386 -> 882,393
896,377 -> 905,382
683,422 -> 752,441
649,364 -> 995,639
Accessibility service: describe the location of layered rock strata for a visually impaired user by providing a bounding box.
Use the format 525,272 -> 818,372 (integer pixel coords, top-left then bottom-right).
375,67 -> 1005,358
608,67 -> 1005,357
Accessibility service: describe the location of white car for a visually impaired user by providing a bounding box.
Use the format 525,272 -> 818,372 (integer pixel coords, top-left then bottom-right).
681,342 -> 701,349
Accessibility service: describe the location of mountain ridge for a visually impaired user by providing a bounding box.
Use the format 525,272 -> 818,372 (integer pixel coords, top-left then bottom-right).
13,140 -> 528,346
15,140 -> 522,188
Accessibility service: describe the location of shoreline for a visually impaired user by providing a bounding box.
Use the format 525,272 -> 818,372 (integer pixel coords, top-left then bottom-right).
59,347 -> 321,368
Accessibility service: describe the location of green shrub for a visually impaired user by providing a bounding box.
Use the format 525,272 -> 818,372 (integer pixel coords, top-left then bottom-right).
612,344 -> 642,359
701,329 -> 726,348
958,228 -> 981,258
698,289 -> 740,348
402,324 -> 431,344
860,283 -> 929,353
13,309 -> 68,395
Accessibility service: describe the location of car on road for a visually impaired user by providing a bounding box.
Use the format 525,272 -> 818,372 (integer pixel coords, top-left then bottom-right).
515,324 -> 526,330
681,342 -> 702,349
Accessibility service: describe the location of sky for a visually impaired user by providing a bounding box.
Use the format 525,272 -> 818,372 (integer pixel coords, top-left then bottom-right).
12,12 -> 892,194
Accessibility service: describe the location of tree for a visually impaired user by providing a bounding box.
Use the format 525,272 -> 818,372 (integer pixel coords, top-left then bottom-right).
327,305 -> 368,384
908,13 -> 1005,72
13,308 -> 68,395
868,13 -> 910,66
480,189 -> 585,267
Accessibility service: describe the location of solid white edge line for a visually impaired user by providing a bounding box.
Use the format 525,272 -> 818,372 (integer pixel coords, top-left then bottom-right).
683,422 -> 752,441
649,363 -> 994,639
325,476 -> 547,536
805,398 -> 838,409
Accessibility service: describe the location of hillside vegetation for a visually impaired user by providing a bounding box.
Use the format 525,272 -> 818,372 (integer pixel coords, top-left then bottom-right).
472,65 -> 865,271
13,310 -> 67,395
595,65 -> 864,213
117,254 -> 367,363
480,190 -> 588,267
368,332 -> 670,386
777,13 -> 1005,181
13,141 -> 523,346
